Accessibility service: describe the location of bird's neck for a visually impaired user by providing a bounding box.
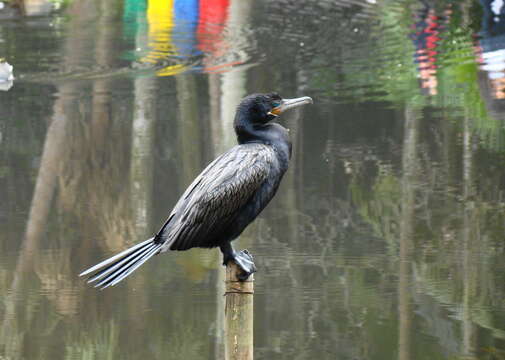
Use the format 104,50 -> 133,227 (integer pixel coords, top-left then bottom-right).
234,116 -> 265,145
234,115 -> 292,163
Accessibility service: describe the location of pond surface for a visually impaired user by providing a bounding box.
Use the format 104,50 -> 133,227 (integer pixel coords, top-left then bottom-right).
1,0 -> 505,359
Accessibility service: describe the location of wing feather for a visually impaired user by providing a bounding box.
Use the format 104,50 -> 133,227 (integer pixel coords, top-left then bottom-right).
156,143 -> 276,251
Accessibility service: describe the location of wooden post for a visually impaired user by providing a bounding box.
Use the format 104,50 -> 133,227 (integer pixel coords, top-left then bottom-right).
225,261 -> 254,360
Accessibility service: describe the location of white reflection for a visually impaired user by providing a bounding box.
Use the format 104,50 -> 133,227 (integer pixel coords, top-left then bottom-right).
0,60 -> 12,91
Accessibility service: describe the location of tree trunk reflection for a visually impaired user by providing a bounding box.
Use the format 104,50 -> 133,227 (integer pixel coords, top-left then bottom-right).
398,104 -> 419,360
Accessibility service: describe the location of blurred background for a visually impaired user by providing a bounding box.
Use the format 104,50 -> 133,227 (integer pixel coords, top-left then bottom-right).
1,0 -> 505,359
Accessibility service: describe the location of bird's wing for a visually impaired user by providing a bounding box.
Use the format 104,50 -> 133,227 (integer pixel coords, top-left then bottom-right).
157,143 -> 276,251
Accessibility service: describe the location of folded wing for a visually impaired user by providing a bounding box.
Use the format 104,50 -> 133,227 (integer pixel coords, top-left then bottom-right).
156,143 -> 276,250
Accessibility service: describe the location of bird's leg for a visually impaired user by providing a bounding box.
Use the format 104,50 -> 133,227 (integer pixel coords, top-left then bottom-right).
220,242 -> 235,266
220,242 -> 257,281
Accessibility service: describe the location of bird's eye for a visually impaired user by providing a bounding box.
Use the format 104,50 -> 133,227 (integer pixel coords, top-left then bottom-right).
272,101 -> 281,108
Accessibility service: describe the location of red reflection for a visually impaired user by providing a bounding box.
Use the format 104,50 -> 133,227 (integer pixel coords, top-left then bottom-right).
413,10 -> 441,95
197,0 -> 229,55
411,6 -> 451,96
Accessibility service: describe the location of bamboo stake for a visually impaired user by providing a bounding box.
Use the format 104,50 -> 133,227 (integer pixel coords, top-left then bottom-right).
225,261 -> 254,360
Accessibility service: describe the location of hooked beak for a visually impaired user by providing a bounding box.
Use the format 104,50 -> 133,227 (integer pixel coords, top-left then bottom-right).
269,96 -> 313,116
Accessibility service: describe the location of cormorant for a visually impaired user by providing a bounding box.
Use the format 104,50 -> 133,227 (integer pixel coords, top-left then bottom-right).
80,93 -> 313,289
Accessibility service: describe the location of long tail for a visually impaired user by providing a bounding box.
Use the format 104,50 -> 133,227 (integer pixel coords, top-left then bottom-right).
79,237 -> 162,290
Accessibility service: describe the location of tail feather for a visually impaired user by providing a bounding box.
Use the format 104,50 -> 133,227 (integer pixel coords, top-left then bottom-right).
104,246 -> 160,288
87,242 -> 158,284
92,244 -> 158,289
80,237 -> 154,277
80,237 -> 161,289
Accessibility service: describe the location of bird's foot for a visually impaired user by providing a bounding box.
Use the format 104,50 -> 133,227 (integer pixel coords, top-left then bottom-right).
223,249 -> 257,281
234,249 -> 257,281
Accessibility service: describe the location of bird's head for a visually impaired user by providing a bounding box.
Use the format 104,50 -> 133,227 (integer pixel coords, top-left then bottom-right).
235,93 -> 313,125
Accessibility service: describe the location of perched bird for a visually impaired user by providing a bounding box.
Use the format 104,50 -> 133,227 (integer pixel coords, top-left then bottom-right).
80,93 -> 312,289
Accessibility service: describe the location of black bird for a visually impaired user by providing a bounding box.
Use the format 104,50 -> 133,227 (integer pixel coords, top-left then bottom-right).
80,93 -> 313,288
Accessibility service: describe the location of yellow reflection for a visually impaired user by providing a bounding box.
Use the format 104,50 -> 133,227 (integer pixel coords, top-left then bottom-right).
144,0 -> 174,64
157,63 -> 187,76
142,0 -> 187,77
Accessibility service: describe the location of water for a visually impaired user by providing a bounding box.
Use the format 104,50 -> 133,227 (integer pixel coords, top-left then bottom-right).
1,0 -> 505,359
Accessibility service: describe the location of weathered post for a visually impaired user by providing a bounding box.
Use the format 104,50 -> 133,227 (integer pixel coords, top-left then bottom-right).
224,261 -> 254,360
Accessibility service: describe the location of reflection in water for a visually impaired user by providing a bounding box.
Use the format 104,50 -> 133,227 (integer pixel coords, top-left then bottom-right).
478,0 -> 505,99
0,61 -> 14,91
0,96 -> 69,359
461,113 -> 478,358
410,4 -> 450,96
1,0 -> 505,359
398,105 -> 420,360
197,0 -> 229,69
130,7 -> 157,233
142,0 -> 188,76
128,0 -> 251,77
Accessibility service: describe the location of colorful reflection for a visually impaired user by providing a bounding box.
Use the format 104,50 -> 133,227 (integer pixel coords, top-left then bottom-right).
410,0 -> 505,101
411,3 -> 451,96
124,0 -> 238,76
173,0 -> 199,58
144,0 -> 175,65
197,0 -> 235,72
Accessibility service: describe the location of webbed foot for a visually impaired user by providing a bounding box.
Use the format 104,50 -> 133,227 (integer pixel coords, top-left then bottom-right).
221,246 -> 257,281
233,249 -> 257,281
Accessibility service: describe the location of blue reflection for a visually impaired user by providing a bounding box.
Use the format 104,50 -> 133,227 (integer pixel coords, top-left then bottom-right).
174,0 -> 200,58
